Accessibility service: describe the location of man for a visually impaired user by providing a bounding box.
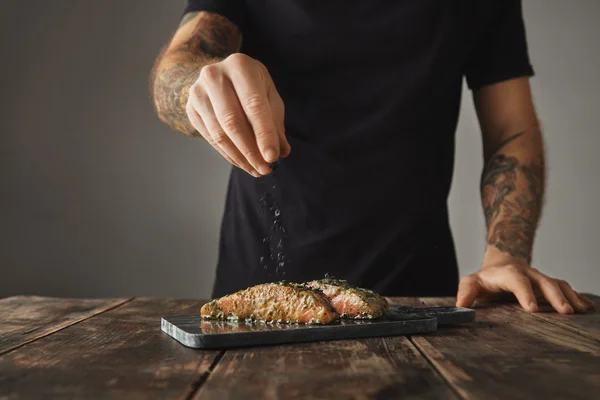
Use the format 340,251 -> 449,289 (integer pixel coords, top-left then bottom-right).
151,0 -> 595,314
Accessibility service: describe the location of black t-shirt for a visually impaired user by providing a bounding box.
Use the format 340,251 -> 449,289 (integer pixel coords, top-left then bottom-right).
183,0 -> 534,297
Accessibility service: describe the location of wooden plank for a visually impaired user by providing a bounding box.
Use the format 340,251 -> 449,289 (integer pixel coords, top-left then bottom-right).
411,297 -> 600,400
506,294 -> 599,342
194,297 -> 458,398
194,336 -> 457,399
0,296 -> 130,355
0,298 -> 221,400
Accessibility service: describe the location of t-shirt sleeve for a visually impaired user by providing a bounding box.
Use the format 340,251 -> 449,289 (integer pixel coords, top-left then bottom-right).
183,0 -> 245,32
465,0 -> 534,90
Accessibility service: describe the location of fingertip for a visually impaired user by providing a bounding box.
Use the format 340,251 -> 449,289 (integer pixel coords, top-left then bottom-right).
258,164 -> 272,175
581,296 -> 596,310
280,145 -> 291,158
589,300 -> 597,310
572,298 -> 589,313
456,298 -> 472,308
525,300 -> 538,313
263,147 -> 279,163
456,290 -> 475,308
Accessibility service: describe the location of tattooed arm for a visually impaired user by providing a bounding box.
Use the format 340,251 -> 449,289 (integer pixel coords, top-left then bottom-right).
150,11 -> 290,177
151,12 -> 241,135
456,77 -> 595,314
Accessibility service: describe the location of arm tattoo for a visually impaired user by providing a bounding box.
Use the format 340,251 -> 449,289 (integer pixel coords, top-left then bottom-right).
181,12 -> 241,58
480,136 -> 545,262
495,131 -> 524,153
152,56 -> 203,135
151,12 -> 242,135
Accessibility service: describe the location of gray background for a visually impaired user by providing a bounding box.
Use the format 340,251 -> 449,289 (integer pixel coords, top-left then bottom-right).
1,0 -> 598,299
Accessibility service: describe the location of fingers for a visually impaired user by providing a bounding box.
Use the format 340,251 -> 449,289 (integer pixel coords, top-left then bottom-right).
456,275 -> 480,308
526,269 -> 573,314
557,280 -> 590,313
187,55 -> 287,173
201,66 -> 273,175
226,55 -> 281,163
502,268 -> 538,312
189,85 -> 260,177
186,102 -> 241,169
577,293 -> 596,310
460,262 -> 594,315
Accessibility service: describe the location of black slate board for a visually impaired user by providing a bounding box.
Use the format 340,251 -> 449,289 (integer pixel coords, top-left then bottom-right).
387,306 -> 476,326
161,306 -> 475,349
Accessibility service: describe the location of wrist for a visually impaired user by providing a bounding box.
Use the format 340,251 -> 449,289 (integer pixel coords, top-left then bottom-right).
482,245 -> 530,268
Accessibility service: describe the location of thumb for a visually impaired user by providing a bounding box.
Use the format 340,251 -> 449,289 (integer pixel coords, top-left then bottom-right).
456,275 -> 480,308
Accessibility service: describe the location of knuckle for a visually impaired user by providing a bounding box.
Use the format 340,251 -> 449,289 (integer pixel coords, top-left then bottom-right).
189,82 -> 203,97
200,64 -> 219,82
242,149 -> 258,159
558,279 -> 570,288
255,128 -> 275,140
220,112 -> 243,134
211,130 -> 228,146
226,53 -> 250,67
244,94 -> 267,115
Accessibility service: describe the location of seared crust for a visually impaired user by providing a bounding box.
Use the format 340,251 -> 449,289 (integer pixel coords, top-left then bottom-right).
200,281 -> 339,324
306,278 -> 389,319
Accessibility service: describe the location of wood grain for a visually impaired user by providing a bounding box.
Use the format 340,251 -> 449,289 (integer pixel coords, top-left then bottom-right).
0,298 -> 220,400
194,336 -> 457,400
0,296 -> 130,355
507,294 -> 599,342
411,297 -> 600,400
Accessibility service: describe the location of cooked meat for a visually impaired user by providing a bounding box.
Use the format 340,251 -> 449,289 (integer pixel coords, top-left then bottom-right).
200,281 -> 339,324
306,278 -> 389,319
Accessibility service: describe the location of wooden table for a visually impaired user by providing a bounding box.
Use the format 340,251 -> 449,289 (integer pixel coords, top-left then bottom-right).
1,295 -> 599,399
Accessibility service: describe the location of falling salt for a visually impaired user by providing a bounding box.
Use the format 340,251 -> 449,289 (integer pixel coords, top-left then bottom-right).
256,161 -> 289,277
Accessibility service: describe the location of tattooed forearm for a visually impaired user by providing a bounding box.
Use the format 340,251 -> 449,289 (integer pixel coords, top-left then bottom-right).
152,55 -> 203,135
180,12 -> 241,58
480,136 -> 545,262
151,12 -> 242,135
